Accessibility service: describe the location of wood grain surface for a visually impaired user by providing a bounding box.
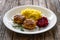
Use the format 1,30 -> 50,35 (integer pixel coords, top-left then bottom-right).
0,0 -> 60,40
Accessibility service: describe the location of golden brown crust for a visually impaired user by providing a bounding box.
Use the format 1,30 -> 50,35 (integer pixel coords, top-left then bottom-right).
23,19 -> 36,30
14,15 -> 25,24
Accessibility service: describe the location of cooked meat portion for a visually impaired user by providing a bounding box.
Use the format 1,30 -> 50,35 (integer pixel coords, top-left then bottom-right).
14,15 -> 25,24
23,19 -> 36,30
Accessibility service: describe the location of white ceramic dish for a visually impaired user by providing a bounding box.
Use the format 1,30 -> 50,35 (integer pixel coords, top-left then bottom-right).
3,5 -> 57,34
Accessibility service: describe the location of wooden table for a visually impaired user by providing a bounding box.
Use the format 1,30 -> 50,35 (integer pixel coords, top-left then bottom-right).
0,0 -> 60,40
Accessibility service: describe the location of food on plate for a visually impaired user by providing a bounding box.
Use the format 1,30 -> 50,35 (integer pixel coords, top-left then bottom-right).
36,17 -> 48,27
13,8 -> 49,31
21,8 -> 42,20
14,15 -> 25,24
23,19 -> 36,30
29,12 -> 41,20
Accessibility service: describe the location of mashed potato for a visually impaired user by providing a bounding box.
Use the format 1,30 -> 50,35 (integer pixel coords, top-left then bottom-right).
21,8 -> 42,20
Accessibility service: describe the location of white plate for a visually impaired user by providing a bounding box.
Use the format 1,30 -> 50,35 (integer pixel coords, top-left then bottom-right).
3,5 -> 57,34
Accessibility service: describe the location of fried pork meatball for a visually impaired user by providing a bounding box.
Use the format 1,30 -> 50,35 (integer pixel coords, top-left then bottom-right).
23,19 -> 36,30
14,15 -> 25,24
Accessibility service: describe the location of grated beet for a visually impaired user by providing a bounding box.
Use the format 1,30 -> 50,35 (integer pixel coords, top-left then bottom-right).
36,17 -> 48,27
